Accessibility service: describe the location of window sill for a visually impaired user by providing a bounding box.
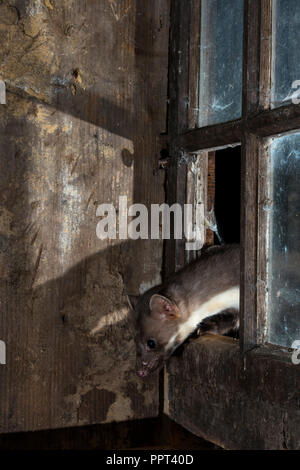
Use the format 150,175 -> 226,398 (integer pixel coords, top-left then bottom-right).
165,334 -> 300,449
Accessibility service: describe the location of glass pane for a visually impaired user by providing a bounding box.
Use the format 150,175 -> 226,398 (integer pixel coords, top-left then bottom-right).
198,0 -> 244,128
271,0 -> 300,108
267,132 -> 300,347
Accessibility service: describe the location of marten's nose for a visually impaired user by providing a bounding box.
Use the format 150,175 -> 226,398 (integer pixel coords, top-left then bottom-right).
137,367 -> 149,377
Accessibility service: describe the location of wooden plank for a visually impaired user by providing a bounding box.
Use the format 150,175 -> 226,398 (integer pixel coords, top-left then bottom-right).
0,415 -> 218,450
178,104 -> 300,153
206,151 -> 215,245
247,104 -> 300,136
239,0 -> 261,351
177,120 -> 242,153
168,0 -> 191,137
0,0 -> 170,432
242,0 -> 261,116
166,160 -> 188,274
187,0 -> 201,129
240,133 -> 259,352
165,0 -> 192,275
259,0 -> 273,110
256,137 -> 271,344
167,335 -> 300,450
185,152 -> 208,264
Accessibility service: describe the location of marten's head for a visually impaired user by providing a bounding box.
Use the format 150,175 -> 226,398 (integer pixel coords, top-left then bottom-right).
128,293 -> 182,377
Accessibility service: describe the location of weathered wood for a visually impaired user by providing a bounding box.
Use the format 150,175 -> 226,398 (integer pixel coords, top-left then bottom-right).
205,151 -> 215,245
168,0 -> 191,137
247,104 -> 300,137
167,335 -> 300,450
176,120 -> 242,153
256,138 -> 271,344
165,0 -> 300,450
259,0 -> 272,110
240,133 -> 259,352
242,0 -> 261,116
165,0 -> 191,274
177,102 -> 300,152
185,152 -> 208,264
0,414 -> 218,450
187,0 -> 201,129
0,0 -> 170,433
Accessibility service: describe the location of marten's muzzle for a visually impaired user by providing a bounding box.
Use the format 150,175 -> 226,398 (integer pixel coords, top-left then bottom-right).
136,356 -> 164,377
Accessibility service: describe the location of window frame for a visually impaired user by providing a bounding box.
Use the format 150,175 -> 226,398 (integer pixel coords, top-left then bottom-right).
166,0 -> 300,357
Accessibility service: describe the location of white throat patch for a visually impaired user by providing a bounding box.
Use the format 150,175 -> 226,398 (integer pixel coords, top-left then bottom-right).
176,286 -> 240,342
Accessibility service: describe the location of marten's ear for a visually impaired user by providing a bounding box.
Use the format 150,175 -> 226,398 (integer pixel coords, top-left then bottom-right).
126,294 -> 139,311
149,294 -> 180,319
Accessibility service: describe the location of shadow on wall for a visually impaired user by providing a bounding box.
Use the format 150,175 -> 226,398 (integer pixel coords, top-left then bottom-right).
0,0 -> 168,432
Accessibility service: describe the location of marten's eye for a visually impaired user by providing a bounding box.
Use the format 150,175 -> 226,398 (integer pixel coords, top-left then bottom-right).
147,339 -> 156,349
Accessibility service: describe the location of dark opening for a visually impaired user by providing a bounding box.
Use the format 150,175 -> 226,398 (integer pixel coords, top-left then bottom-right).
214,145 -> 241,245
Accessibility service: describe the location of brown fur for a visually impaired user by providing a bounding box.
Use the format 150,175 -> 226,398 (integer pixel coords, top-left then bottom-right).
129,244 -> 240,377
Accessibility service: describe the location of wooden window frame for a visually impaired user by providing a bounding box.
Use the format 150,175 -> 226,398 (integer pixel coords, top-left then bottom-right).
166,0 -> 300,361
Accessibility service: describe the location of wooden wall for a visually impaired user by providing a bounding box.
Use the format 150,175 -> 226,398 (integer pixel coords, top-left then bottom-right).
0,0 -> 169,432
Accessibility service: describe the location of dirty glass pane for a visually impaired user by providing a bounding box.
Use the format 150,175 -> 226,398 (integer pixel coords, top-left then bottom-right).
267,132 -> 300,347
198,0 -> 244,128
271,0 -> 300,108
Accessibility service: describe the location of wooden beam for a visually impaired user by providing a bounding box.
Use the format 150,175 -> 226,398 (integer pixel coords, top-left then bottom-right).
187,0 -> 201,129
256,137 -> 271,344
167,335 -> 300,450
176,102 -> 300,154
247,104 -> 300,136
240,133 -> 259,352
243,0 -> 261,116
165,0 -> 192,274
259,0 -> 273,110
176,120 -> 242,152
